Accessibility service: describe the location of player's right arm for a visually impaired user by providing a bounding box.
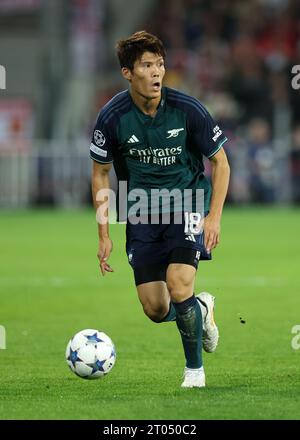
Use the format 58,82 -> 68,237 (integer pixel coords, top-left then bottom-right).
92,161 -> 114,276
90,99 -> 120,275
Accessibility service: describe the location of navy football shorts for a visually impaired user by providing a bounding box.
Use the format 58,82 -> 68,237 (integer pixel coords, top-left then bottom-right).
125,211 -> 211,286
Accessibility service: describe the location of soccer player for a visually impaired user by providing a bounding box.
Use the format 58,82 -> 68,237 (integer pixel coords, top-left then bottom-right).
90,31 -> 230,388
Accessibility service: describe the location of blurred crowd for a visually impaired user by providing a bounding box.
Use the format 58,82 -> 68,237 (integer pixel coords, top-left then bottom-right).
140,0 -> 300,203
1,0 -> 300,206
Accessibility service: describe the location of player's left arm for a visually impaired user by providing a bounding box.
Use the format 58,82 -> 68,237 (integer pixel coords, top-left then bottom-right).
204,148 -> 230,253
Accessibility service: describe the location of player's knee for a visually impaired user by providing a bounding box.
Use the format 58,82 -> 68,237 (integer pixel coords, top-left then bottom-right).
142,303 -> 168,323
166,272 -> 193,302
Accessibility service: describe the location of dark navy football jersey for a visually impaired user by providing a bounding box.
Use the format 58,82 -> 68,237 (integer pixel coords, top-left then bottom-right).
90,87 -> 227,218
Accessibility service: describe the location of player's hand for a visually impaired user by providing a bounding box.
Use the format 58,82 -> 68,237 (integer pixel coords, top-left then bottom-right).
97,237 -> 114,276
203,214 -> 221,253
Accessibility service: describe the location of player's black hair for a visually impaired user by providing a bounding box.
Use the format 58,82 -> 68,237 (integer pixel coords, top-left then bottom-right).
116,30 -> 166,71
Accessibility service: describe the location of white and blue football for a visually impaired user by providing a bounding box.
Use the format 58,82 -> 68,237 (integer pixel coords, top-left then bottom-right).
66,329 -> 116,379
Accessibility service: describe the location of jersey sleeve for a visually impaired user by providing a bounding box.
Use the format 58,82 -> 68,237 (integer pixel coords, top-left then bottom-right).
89,111 -> 115,164
187,102 -> 228,159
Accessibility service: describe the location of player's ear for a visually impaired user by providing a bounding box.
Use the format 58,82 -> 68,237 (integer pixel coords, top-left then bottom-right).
121,67 -> 132,82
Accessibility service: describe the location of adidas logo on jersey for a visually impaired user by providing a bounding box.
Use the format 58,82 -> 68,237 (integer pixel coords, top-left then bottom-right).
185,234 -> 196,242
128,135 -> 140,143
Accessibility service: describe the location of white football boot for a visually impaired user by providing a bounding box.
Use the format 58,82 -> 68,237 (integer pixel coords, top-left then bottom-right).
196,292 -> 219,353
181,367 -> 205,388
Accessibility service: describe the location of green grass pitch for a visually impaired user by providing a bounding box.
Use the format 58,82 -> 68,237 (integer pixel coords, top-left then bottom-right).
0,207 -> 300,420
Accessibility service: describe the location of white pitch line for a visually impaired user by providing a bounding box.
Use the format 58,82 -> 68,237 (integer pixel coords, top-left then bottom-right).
0,275 -> 288,288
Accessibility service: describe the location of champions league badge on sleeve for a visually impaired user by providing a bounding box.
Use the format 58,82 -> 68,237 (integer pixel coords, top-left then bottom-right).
94,130 -> 106,147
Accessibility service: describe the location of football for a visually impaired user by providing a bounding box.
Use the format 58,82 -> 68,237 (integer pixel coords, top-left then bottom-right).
65,329 -> 116,379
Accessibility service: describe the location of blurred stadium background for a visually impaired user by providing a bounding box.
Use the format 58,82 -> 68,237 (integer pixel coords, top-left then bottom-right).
0,0 -> 300,208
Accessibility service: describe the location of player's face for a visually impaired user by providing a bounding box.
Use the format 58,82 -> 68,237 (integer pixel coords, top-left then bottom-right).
123,52 -> 165,100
